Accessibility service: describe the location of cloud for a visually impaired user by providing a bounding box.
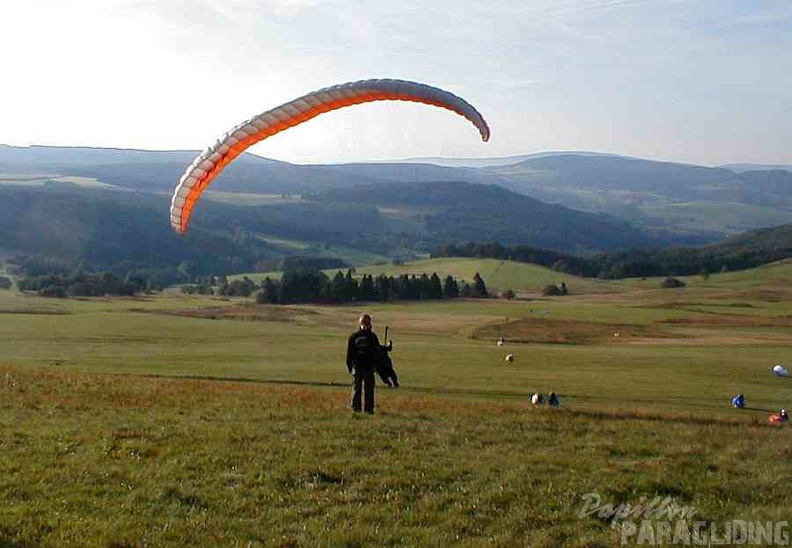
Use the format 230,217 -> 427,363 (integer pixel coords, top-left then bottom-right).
2,0 -> 792,164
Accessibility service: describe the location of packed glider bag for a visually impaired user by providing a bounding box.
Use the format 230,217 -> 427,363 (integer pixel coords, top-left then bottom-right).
374,345 -> 399,387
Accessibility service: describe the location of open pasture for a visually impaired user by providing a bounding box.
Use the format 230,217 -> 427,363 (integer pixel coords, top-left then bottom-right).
0,364 -> 790,546
0,174 -> 115,189
1,262 -> 791,545
2,262 -> 792,415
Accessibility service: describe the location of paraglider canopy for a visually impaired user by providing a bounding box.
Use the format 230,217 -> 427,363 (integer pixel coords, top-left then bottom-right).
169,78 -> 490,234
772,364 -> 789,377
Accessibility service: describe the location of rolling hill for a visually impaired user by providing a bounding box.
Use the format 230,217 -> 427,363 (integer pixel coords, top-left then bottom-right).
2,144 -> 792,281
4,145 -> 792,242
311,180 -> 672,252
0,177 -> 670,279
485,154 -> 792,236
0,145 -> 390,194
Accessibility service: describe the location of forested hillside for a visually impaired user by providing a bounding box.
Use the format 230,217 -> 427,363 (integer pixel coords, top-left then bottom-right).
0,186 -> 281,277
311,181 -> 673,252
0,180 -> 669,279
434,224 -> 792,279
2,145 -> 791,282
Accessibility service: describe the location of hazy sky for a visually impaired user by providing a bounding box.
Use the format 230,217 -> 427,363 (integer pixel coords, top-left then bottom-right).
3,0 -> 791,165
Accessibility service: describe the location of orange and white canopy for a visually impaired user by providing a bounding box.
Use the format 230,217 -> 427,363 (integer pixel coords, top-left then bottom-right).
169,78 -> 490,234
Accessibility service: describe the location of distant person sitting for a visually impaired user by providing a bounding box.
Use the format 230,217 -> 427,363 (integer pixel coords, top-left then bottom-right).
548,391 -> 560,407
731,394 -> 745,409
767,408 -> 789,424
530,393 -> 545,405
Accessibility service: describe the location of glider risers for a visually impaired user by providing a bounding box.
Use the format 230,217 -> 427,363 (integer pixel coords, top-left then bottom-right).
169,78 -> 490,234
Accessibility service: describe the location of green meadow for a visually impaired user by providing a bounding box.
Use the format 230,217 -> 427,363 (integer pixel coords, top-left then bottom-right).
1,260 -> 791,546
0,174 -> 116,189
639,201 -> 792,236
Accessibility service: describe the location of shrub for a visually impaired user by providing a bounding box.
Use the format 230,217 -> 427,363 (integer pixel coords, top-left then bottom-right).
542,284 -> 563,296
661,277 -> 686,288
39,285 -> 66,298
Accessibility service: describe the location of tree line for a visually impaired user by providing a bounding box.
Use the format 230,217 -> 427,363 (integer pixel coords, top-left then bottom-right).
16,262 -> 490,303
433,229 -> 792,279
16,271 -> 148,297
182,269 -> 489,304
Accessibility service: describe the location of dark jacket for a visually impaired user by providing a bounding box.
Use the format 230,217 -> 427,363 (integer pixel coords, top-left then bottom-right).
346,328 -> 381,373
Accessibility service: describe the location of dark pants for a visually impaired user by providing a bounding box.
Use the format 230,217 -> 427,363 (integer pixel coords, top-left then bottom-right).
351,367 -> 375,413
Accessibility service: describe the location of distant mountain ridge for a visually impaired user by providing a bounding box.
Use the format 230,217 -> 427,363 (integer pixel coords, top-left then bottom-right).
393,151 -> 626,168
2,143 -> 792,283
0,144 -> 277,167
2,144 -> 791,245
719,163 -> 792,173
489,154 -> 734,195
4,143 -> 790,173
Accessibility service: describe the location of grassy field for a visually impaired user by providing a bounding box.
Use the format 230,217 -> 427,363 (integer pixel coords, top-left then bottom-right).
225,234 -> 390,271
201,192 -> 303,206
1,261 -> 791,546
639,201 -> 792,236
0,174 -> 116,189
